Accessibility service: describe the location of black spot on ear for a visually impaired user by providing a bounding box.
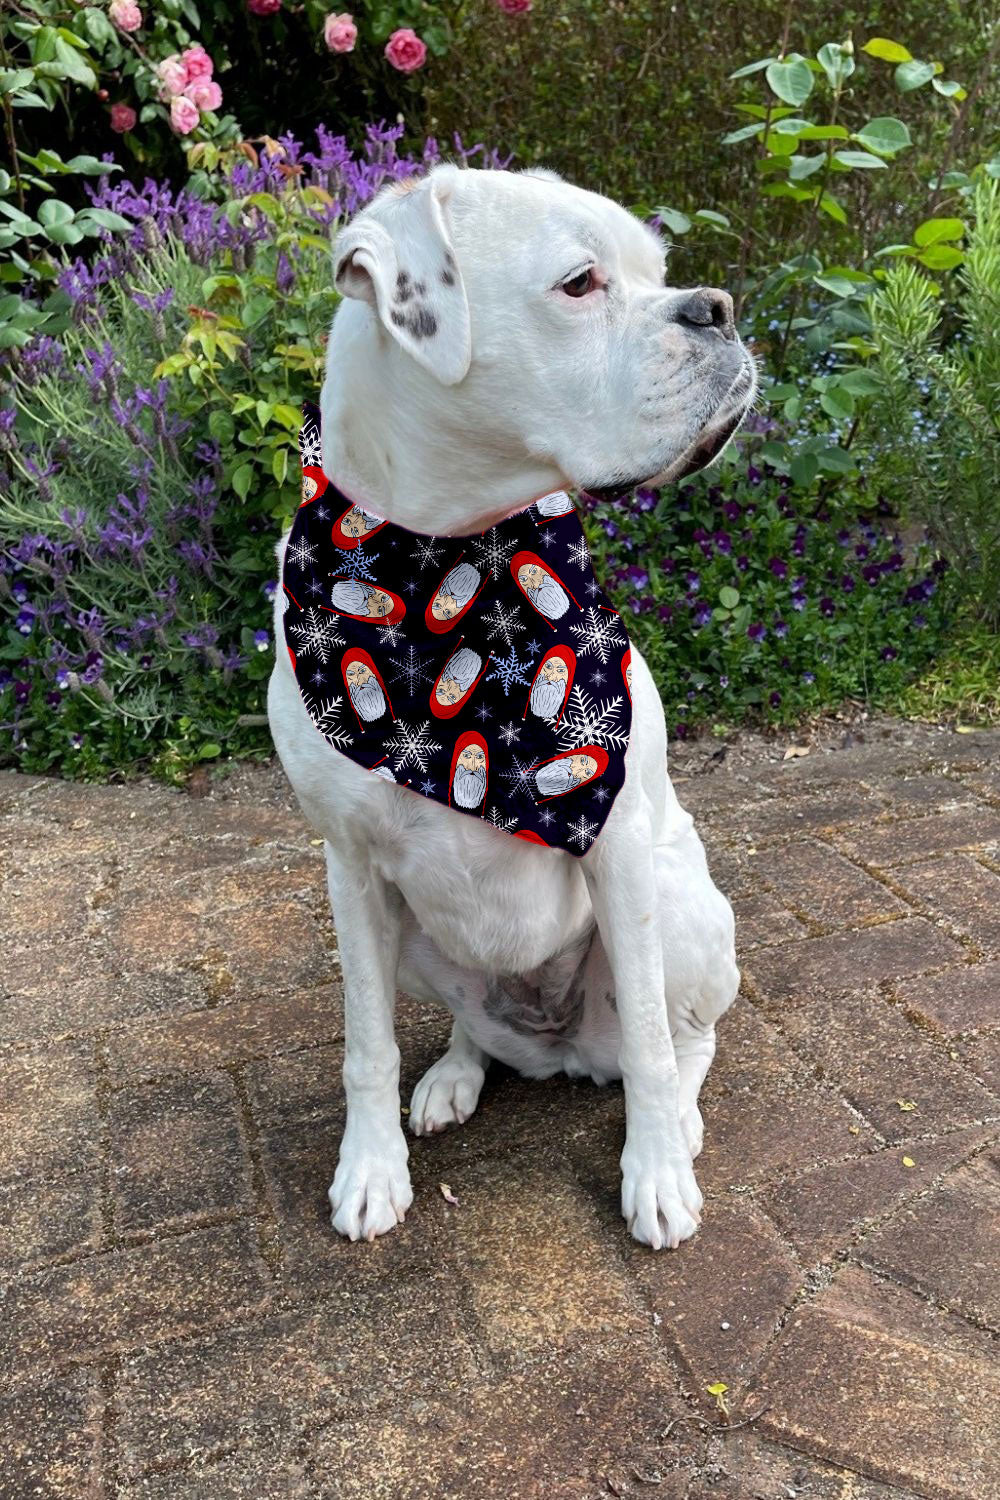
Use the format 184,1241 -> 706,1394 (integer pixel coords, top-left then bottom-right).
395,270 -> 413,303
414,280 -> 427,297
406,307 -> 438,339
441,267 -> 456,286
390,309 -> 406,327
443,250 -> 455,268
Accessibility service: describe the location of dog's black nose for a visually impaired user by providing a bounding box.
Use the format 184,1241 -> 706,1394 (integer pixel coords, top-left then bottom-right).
676,287 -> 736,342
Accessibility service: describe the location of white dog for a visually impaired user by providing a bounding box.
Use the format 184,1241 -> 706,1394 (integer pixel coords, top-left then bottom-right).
268,165 -> 755,1249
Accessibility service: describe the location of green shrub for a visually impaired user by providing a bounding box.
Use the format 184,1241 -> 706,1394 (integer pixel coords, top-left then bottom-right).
860,178 -> 1000,623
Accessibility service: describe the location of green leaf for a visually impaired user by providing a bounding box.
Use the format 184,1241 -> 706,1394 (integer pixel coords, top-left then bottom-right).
771,117 -> 813,135
796,124 -> 849,140
198,742 -> 222,759
764,382 -> 798,401
912,216 -> 965,247
759,441 -> 792,473
75,207 -> 131,233
853,117 -> 911,156
838,368 -> 882,395
931,78 -> 966,99
833,150 -> 887,170
42,222 -> 84,245
815,445 -> 856,473
916,244 -> 964,269
766,57 -> 814,106
693,209 -> 731,227
814,272 -> 868,297
37,198 -> 74,227
764,130 -> 799,156
51,36 -> 97,88
65,154 -> 120,176
817,191 -> 847,224
817,42 -> 855,87
1,68 -> 36,95
788,154 -> 826,180
272,447 -> 288,485
718,586 -> 740,610
208,409 -> 235,444
820,385 -> 855,419
789,451 -> 819,488
721,123 -> 765,145
895,60 -> 935,91
655,206 -> 691,235
729,57 -> 776,79
232,463 -> 254,499
862,37 -> 912,63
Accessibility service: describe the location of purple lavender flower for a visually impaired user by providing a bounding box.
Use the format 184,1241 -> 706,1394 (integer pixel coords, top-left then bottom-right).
802,671 -> 815,684
769,690 -> 782,708
774,619 -> 788,638
736,555 -> 749,572
769,557 -> 787,580
685,570 -> 700,592
15,607 -> 35,635
713,530 -> 732,554
820,597 -> 835,617
692,603 -> 712,628
747,622 -> 766,642
841,574 -> 856,593
881,646 -> 898,661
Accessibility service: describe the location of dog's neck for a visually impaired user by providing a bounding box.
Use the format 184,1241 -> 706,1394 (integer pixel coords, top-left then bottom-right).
320,312 -> 566,537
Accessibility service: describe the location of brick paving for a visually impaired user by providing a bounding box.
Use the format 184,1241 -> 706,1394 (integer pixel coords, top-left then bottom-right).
1,724 -> 999,1499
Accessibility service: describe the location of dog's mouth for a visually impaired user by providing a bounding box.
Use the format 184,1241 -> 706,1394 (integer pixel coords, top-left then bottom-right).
581,357 -> 757,505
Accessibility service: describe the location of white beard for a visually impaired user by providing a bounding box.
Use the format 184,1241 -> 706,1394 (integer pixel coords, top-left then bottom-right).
350,678 -> 386,721
443,646 -> 481,693
535,760 -> 573,797
453,763 -> 486,808
529,676 -> 566,718
527,576 -> 569,620
534,491 -> 573,518
330,580 -> 372,613
442,563 -> 480,609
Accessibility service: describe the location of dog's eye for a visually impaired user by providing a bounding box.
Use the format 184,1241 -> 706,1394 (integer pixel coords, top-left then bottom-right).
562,269 -> 596,298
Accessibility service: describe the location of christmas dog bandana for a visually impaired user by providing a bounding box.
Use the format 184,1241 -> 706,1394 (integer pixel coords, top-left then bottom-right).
281,402 -> 633,855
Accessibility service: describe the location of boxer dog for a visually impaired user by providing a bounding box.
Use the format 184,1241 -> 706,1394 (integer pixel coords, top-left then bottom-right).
268,165 -> 756,1249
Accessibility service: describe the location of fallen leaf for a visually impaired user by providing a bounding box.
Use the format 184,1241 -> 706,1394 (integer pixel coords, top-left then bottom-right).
783,745 -> 811,760
705,1380 -> 730,1416
897,1098 -> 917,1112
902,1156 -> 916,1169
309,837 -> 324,845
439,1182 -> 460,1206
847,1124 -> 861,1135
955,724 -> 976,734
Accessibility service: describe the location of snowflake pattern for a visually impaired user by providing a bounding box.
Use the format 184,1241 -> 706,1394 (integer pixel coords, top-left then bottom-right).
287,608 -> 344,664
555,685 -> 629,753
388,644 -> 434,695
481,600 -> 525,649
331,545 -> 380,583
302,693 -> 354,749
410,536 -> 446,571
469,525 -> 518,575
282,400 -> 634,857
384,720 -> 443,774
569,606 -> 628,665
486,648 -> 536,696
285,536 -> 318,571
566,813 -> 600,850
486,805 -> 519,834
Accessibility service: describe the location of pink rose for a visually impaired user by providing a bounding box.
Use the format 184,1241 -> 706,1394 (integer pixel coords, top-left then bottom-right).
109,0 -> 143,32
384,27 -> 426,73
323,12 -> 357,53
110,102 -> 137,133
156,54 -> 187,100
169,94 -> 200,135
181,45 -> 213,81
185,78 -> 223,111
247,0 -> 282,14
496,0 -> 532,10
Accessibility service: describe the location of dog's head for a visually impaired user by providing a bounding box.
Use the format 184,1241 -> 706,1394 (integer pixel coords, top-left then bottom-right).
332,164 -> 757,502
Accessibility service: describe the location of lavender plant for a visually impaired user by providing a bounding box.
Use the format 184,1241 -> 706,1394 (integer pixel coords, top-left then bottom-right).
0,123 -> 507,777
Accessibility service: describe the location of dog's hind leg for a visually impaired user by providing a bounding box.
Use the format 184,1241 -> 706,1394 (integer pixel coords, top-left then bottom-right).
409,1018 -> 488,1136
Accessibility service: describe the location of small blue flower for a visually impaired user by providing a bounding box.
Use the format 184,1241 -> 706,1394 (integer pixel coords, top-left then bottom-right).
254,629 -> 270,652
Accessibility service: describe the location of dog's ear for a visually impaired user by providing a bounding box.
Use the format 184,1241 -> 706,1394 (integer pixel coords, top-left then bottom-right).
333,168 -> 471,387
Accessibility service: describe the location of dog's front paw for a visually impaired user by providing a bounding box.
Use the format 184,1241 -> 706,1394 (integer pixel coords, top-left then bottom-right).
328,1133 -> 413,1242
621,1145 -> 703,1251
409,1052 -> 485,1136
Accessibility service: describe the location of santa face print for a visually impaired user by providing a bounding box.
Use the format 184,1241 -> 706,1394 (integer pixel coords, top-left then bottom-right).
328,580 -> 397,620
341,506 -> 381,539
534,752 -> 600,799
453,743 -> 487,808
345,661 -> 387,722
302,473 -> 319,505
533,491 -> 574,521
513,555 -> 576,622
529,657 -> 569,719
430,561 -> 481,623
434,645 -> 483,707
